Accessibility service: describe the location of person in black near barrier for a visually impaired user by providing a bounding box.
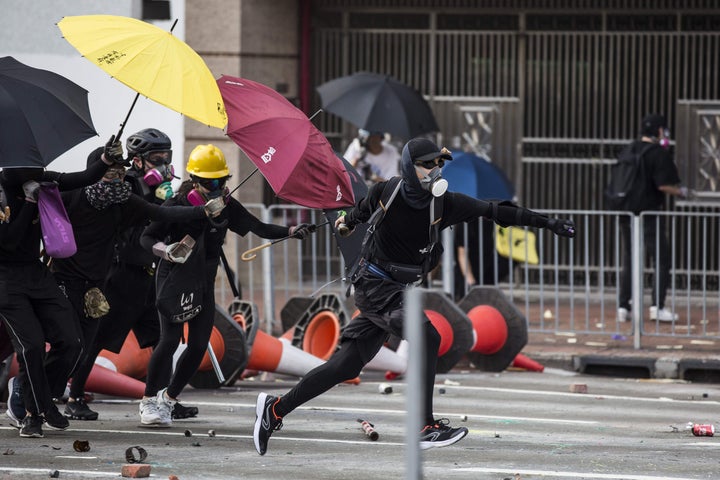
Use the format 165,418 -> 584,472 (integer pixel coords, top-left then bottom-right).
252,138 -> 576,455
62,128 -> 202,421
1,137 -> 121,438
54,147 -> 225,421
616,114 -> 689,323
138,144 -> 315,427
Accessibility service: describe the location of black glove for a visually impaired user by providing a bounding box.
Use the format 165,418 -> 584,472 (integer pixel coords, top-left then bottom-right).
547,218 -> 576,238
290,223 -> 317,240
22,180 -> 40,203
103,135 -> 126,165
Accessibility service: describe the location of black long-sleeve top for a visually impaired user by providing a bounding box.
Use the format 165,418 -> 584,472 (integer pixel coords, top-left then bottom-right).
345,182 -> 552,269
50,191 -> 207,284
140,194 -> 291,269
0,157 -> 109,264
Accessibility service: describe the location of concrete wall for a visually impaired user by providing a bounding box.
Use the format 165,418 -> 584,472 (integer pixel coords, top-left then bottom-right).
185,0 -> 300,205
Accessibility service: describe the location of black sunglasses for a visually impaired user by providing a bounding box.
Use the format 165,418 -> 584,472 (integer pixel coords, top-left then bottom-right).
414,159 -> 445,169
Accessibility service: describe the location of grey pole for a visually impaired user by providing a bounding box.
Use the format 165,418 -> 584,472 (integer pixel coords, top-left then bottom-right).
404,287 -> 424,480
632,213 -> 642,349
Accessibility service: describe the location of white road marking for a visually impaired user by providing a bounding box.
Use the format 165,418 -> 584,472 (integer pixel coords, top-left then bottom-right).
453,466 -> 699,480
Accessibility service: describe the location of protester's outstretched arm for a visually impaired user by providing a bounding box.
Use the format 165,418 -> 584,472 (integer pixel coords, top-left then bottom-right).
485,200 -> 575,237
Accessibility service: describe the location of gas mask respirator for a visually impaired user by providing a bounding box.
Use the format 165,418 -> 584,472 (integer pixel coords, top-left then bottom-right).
187,185 -> 229,207
659,128 -> 671,150
144,164 -> 175,201
417,166 -> 448,197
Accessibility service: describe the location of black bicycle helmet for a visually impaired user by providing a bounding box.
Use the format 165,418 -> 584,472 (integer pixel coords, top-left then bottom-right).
126,128 -> 172,156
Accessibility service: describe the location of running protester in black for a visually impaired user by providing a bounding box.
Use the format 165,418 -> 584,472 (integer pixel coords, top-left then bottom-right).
139,144 -> 314,427
53,147 -> 221,421
64,129 -> 204,421
253,138 -> 576,455
0,139 -> 119,438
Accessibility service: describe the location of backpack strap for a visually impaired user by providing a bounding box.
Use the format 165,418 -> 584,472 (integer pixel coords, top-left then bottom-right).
420,194 -> 444,274
345,178 -> 403,290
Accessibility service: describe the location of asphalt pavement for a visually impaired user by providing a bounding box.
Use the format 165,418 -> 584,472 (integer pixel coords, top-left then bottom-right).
1,368 -> 719,480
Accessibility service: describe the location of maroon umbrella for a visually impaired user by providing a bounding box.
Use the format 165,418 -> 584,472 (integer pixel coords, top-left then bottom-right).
218,75 -> 354,210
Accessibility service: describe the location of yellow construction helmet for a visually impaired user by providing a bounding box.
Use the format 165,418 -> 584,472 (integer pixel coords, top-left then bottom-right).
186,144 -> 230,179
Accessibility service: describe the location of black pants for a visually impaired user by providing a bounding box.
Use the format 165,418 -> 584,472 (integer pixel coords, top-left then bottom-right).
276,272 -> 442,426
68,262 -> 159,398
144,271 -> 216,399
0,262 -> 83,415
619,215 -> 671,310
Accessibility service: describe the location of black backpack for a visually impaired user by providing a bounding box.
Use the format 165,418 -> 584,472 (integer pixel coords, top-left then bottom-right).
604,143 -> 654,212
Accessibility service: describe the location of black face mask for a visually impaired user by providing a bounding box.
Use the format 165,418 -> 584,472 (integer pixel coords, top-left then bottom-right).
1,167 -> 44,188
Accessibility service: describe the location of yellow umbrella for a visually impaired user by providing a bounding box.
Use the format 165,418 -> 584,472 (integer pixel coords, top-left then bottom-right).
57,15 -> 227,132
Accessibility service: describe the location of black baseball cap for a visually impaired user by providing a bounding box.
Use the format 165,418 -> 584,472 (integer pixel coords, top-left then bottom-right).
641,114 -> 668,136
406,138 -> 453,163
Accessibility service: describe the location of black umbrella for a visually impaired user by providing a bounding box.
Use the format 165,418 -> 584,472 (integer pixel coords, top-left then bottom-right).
324,154 -> 370,273
317,72 -> 439,139
0,56 -> 97,168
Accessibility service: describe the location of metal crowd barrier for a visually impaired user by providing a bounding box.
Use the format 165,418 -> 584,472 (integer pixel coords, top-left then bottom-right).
218,204 -> 720,349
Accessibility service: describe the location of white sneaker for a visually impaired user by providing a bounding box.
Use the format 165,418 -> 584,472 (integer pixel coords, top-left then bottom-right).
649,306 -> 679,322
155,388 -> 175,426
617,308 -> 629,323
139,397 -> 167,426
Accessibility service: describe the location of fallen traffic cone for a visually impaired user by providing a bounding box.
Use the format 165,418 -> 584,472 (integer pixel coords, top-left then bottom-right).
511,353 -> 545,372
365,344 -> 407,374
230,300 -> 325,377
457,286 -> 529,372
385,339 -> 409,380
8,348 -> 145,399
97,331 -> 153,380
84,363 -> 145,399
280,294 -> 349,360
422,291 -> 474,373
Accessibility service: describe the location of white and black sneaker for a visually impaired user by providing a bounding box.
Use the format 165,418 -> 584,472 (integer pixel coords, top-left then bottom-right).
253,392 -> 282,456
419,418 -> 468,450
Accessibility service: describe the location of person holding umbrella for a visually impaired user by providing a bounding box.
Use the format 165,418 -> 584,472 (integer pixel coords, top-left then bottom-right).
62,128 -> 203,422
252,138 -> 576,455
137,144 -> 315,426
52,146 -> 225,422
1,139 -> 124,438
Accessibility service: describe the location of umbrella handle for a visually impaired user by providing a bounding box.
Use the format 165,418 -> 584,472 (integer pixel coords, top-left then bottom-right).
240,242 -> 273,262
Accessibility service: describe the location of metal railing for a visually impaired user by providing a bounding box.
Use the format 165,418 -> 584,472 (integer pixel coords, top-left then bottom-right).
217,204 -> 720,349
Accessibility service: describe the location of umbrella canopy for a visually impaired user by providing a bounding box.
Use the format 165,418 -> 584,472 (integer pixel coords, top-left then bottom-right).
57,15 -> 226,129
442,151 -> 514,201
317,72 -> 439,139
0,56 -> 97,168
324,154 -> 369,271
218,75 -> 354,210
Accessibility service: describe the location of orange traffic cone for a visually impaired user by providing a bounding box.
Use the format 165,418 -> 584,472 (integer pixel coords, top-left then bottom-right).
97,331 -> 153,380
248,330 -> 324,376
511,353 -> 545,372
8,349 -> 145,399
281,308 -> 342,361
83,363 -> 146,399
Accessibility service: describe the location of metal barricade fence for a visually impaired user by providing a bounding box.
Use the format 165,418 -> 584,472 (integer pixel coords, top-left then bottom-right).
221,204 -> 720,348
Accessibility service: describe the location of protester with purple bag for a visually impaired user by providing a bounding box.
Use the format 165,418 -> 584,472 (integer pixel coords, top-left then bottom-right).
0,137 -> 123,438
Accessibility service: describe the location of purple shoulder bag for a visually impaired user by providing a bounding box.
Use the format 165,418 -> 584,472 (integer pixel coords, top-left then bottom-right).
37,182 -> 77,258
